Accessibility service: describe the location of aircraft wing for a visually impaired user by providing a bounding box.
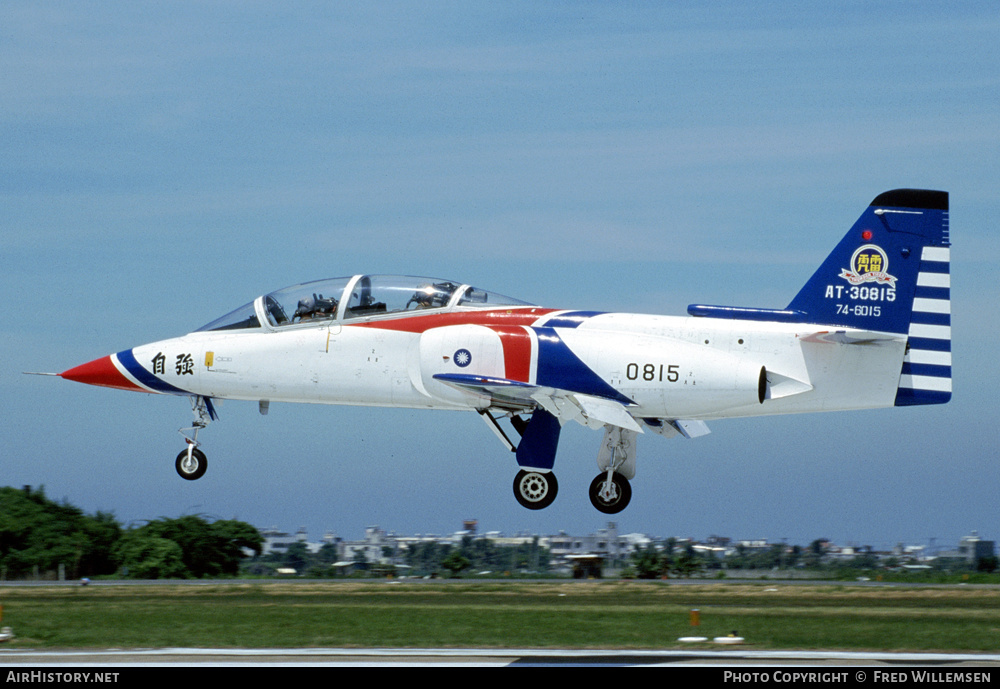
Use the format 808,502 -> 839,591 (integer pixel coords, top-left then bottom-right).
432,373 -> 643,433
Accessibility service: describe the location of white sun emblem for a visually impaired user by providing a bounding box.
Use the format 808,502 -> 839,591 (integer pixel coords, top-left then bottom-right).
453,349 -> 472,367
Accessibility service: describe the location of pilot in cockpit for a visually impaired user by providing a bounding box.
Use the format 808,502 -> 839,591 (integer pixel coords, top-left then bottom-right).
293,293 -> 338,321
408,281 -> 457,309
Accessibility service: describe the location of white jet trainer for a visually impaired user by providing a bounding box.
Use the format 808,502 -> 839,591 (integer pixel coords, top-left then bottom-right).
59,189 -> 951,513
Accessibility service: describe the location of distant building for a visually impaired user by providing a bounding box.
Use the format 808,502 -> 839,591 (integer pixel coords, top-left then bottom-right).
259,526 -> 311,556
254,522 -> 997,576
548,522 -> 645,567
957,531 -> 996,564
341,526 -> 396,565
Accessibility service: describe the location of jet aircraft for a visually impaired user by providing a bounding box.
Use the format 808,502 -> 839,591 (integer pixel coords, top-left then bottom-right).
57,189 -> 951,513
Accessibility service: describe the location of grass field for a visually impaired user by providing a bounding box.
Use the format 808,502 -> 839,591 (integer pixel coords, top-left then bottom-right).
1,581 -> 998,652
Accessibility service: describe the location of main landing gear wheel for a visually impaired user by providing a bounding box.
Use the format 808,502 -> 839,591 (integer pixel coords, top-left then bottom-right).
175,447 -> 207,481
513,469 -> 558,510
589,472 -> 632,514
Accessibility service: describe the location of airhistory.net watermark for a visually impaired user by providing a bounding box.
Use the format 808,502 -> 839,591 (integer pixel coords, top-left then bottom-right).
5,672 -> 119,683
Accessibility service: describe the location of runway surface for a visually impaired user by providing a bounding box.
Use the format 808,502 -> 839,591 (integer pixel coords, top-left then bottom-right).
2,648 -> 999,667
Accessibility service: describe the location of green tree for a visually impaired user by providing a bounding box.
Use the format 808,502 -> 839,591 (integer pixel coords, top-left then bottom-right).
283,541 -> 312,572
113,533 -> 186,579
406,541 -> 446,576
976,556 -> 998,573
316,542 -> 339,565
631,545 -> 664,579
0,486 -> 122,578
118,514 -> 262,578
210,519 -> 264,573
441,550 -> 471,578
670,543 -> 703,578
79,511 -> 122,576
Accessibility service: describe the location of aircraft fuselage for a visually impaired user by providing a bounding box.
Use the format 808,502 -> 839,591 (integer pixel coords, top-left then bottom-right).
81,305 -> 905,421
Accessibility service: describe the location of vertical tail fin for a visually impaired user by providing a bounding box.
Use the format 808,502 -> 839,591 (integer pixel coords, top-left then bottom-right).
785,189 -> 950,405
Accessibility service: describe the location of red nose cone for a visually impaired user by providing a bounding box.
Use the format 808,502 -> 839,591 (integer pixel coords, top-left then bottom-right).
61,355 -> 144,392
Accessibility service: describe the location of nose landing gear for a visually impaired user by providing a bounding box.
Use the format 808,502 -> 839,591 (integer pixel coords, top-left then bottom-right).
175,444 -> 207,481
175,396 -> 216,481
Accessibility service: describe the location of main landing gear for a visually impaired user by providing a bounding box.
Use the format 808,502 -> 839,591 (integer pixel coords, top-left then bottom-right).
175,395 -> 216,481
513,469 -> 558,510
512,466 -> 631,514
589,471 -> 631,514
487,410 -> 638,514
589,426 -> 637,514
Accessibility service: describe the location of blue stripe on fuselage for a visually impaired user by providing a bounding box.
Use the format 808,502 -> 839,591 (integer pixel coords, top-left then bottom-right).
532,327 -> 632,404
540,311 -> 603,328
116,348 -> 190,395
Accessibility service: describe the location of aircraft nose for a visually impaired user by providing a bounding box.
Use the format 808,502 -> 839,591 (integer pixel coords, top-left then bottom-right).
61,353 -> 144,392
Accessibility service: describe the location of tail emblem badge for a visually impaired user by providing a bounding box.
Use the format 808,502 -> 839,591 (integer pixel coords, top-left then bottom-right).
839,244 -> 897,287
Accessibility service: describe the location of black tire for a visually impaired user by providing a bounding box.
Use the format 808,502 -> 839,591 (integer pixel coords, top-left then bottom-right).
513,469 -> 558,510
175,447 -> 208,481
589,472 -> 632,514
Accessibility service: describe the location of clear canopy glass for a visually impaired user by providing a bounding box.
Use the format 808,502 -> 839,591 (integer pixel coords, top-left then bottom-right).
195,275 -> 532,332
195,301 -> 261,332
342,276 -> 531,319
262,277 -> 353,327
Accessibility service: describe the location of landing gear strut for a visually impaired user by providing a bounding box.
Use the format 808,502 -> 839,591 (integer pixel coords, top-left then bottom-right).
513,469 -> 558,510
175,395 -> 216,481
590,426 -> 636,513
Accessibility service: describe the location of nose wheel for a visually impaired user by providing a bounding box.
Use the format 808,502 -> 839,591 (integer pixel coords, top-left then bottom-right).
175,445 -> 207,481
175,395 -> 215,481
513,469 -> 558,510
589,472 -> 631,514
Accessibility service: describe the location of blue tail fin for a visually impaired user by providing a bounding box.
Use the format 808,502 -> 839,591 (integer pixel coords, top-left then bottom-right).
786,189 -> 949,336
785,189 -> 951,405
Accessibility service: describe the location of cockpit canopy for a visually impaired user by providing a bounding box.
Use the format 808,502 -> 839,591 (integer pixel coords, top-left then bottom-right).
196,275 -> 533,332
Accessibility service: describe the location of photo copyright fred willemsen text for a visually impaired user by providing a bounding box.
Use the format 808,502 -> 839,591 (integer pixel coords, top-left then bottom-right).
724,671 -> 992,683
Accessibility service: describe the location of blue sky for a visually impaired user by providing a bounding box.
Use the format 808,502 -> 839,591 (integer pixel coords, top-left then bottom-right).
4,2 -> 998,551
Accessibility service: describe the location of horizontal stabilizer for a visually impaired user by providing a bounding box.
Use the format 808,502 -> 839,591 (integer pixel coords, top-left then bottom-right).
687,305 -> 806,322
797,330 -> 905,346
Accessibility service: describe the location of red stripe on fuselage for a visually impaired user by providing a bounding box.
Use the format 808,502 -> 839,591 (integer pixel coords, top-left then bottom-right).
347,308 -> 556,334
489,325 -> 533,383
60,355 -> 146,392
